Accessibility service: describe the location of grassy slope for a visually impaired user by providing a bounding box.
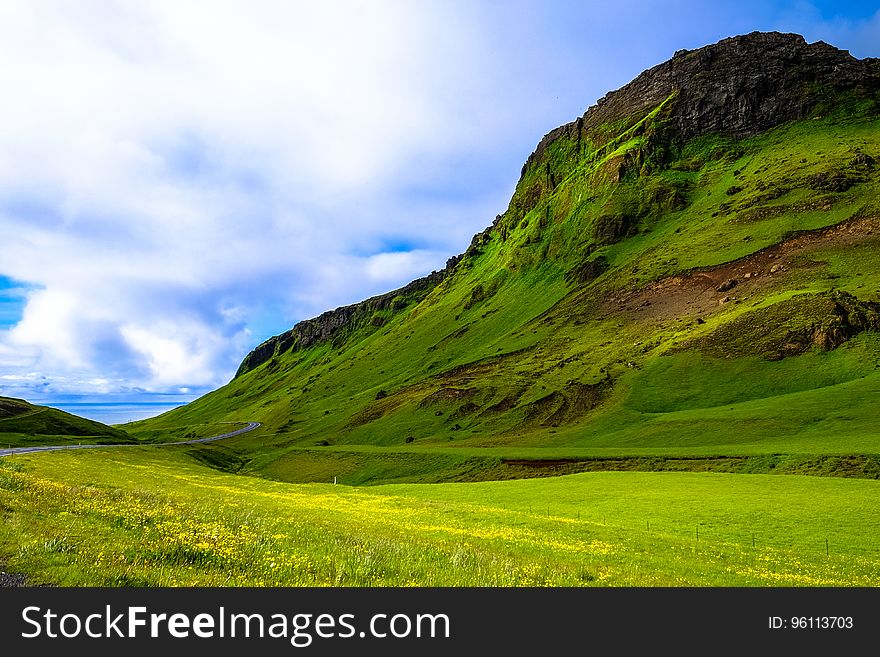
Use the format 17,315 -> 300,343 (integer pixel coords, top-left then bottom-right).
126,94 -> 880,485
0,396 -> 132,448
1,448 -> 877,586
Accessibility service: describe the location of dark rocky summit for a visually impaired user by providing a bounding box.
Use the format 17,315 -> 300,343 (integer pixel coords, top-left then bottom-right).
525,31 -> 880,170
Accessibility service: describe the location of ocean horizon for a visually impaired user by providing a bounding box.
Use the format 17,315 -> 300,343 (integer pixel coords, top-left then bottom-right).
46,402 -> 188,425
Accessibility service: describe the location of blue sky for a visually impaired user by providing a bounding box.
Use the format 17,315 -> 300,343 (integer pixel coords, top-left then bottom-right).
0,276 -> 30,329
0,0 -> 878,405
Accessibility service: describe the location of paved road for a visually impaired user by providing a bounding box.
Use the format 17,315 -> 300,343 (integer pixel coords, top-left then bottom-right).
0,422 -> 261,457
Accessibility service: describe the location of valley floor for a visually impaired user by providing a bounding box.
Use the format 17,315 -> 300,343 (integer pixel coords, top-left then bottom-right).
1,447 -> 877,587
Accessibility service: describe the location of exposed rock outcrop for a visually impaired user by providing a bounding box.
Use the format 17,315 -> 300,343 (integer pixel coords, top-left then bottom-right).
235,268 -> 450,377
525,32 -> 880,173
693,291 -> 880,360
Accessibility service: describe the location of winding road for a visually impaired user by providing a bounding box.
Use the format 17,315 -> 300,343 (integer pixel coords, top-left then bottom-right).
0,421 -> 261,457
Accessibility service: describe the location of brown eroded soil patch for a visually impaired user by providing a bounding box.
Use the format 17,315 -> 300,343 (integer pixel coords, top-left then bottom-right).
603,217 -> 880,321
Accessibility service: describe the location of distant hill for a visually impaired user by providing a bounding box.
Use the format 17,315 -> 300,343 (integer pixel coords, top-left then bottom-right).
0,396 -> 132,448
130,32 -> 880,484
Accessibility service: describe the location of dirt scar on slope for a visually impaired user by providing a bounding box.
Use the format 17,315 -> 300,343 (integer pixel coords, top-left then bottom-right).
603,216 -> 880,322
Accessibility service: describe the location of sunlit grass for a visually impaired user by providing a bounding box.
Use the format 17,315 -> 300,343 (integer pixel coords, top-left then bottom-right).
1,449 -> 878,587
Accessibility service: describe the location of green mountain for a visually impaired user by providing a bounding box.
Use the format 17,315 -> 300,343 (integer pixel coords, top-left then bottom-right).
0,396 -> 131,448
132,32 -> 880,484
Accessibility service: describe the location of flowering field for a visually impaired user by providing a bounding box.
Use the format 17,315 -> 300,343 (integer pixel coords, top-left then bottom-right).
1,448 -> 879,586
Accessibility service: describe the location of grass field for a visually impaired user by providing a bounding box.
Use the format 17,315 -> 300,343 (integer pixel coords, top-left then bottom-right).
1,448 -> 878,586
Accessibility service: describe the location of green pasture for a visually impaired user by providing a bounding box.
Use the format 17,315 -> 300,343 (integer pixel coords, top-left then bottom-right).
1,449 -> 877,587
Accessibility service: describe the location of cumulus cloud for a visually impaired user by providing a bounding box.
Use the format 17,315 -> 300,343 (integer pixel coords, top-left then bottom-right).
0,1 -> 875,401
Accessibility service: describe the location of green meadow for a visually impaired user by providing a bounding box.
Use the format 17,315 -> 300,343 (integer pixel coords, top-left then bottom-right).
1,448 -> 878,586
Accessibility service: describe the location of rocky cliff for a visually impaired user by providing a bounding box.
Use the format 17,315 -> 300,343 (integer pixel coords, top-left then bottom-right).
235,265 -> 453,377
525,31 -> 879,171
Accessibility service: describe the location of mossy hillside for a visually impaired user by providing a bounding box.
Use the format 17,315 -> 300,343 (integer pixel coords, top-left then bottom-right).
0,396 -> 132,448
687,291 -> 880,359
505,93 -> 879,283
570,367 -> 880,453
0,397 -> 32,419
128,93 -> 880,483
117,419 -> 253,444
260,448 -> 880,486
627,335 -> 880,413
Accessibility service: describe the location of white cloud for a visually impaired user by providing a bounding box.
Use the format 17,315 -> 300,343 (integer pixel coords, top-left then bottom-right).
9,288 -> 86,368
120,320 -> 230,387
363,250 -> 447,286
